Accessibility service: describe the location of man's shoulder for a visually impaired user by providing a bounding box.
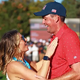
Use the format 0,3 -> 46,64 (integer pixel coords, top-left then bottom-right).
63,27 -> 78,37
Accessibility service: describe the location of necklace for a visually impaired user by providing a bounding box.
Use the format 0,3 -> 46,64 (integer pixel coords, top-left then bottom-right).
13,57 -> 31,69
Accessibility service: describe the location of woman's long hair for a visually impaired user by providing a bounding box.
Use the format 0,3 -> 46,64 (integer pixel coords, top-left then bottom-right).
0,30 -> 20,74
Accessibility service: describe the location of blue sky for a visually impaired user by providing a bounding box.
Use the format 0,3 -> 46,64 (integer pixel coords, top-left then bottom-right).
54,0 -> 63,3
0,0 -> 8,3
0,0 -> 63,3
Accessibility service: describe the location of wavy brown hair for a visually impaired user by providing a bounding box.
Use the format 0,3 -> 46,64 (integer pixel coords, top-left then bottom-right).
0,30 -> 20,74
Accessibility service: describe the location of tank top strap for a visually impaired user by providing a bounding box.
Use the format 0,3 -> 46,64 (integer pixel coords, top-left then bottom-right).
13,57 -> 31,69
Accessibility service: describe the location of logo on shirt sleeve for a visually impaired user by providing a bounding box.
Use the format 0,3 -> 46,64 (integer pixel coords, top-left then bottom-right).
74,56 -> 77,59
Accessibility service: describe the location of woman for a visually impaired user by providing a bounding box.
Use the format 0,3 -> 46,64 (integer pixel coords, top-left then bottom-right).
0,30 -> 58,80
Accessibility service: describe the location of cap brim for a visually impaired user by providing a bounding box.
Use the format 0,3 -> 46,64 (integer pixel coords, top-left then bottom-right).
34,10 -> 49,16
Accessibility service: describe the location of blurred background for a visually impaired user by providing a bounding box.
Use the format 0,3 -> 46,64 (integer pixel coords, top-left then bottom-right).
0,0 -> 80,80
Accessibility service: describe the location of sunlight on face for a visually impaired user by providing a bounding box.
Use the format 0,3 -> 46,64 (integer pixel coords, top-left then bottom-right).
42,14 -> 57,34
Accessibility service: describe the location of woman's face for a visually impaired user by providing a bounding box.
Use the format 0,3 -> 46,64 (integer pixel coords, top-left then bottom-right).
18,33 -> 28,52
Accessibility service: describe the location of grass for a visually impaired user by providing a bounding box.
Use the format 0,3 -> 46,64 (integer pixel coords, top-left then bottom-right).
0,71 -> 6,80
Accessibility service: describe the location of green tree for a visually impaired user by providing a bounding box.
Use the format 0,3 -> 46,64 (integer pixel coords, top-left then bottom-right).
62,0 -> 80,18
0,1 -> 30,39
76,1 -> 80,18
29,0 -> 55,18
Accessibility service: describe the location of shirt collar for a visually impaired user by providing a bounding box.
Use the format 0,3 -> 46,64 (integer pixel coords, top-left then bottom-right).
51,23 -> 68,42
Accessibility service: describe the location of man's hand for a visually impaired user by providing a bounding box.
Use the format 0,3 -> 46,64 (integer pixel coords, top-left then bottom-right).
35,75 -> 48,80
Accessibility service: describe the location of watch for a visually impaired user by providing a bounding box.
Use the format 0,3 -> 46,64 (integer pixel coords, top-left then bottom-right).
43,56 -> 50,60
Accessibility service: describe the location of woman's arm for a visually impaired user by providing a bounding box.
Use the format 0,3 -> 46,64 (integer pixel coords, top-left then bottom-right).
27,37 -> 58,72
31,37 -> 58,77
29,37 -> 58,78
8,37 -> 58,80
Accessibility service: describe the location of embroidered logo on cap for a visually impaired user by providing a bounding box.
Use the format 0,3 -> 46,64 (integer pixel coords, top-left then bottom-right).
43,5 -> 46,10
51,9 -> 57,13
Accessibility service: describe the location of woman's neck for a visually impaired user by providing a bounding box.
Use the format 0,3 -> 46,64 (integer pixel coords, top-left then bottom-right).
14,52 -> 25,61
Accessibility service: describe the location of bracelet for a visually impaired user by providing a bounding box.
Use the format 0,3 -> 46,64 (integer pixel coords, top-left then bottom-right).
43,56 -> 50,60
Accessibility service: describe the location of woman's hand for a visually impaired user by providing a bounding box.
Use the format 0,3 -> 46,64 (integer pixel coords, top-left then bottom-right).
45,37 -> 58,58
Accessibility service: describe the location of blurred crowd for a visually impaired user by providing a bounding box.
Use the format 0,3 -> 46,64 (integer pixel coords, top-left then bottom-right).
24,39 -> 50,62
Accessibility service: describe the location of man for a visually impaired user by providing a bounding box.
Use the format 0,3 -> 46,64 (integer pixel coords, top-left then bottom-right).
34,1 -> 80,80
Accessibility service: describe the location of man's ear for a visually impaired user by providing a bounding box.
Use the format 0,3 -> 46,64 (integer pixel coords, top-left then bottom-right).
53,15 -> 59,23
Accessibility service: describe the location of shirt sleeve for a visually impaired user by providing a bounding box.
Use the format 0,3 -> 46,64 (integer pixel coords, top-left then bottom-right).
63,31 -> 80,66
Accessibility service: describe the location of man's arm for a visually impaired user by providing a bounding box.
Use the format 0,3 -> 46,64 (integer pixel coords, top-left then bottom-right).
51,62 -> 80,80
35,62 -> 80,80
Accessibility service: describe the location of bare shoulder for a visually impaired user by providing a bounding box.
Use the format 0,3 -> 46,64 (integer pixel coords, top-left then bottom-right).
7,61 -> 23,73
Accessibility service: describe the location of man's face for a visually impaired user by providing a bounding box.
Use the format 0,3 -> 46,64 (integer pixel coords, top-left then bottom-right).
42,14 -> 57,35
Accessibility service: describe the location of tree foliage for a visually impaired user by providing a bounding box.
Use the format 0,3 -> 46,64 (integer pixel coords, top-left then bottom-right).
29,0 -> 54,18
62,0 -> 80,18
0,0 -> 55,39
0,1 -> 30,39
29,0 -> 80,18
0,0 -> 80,39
